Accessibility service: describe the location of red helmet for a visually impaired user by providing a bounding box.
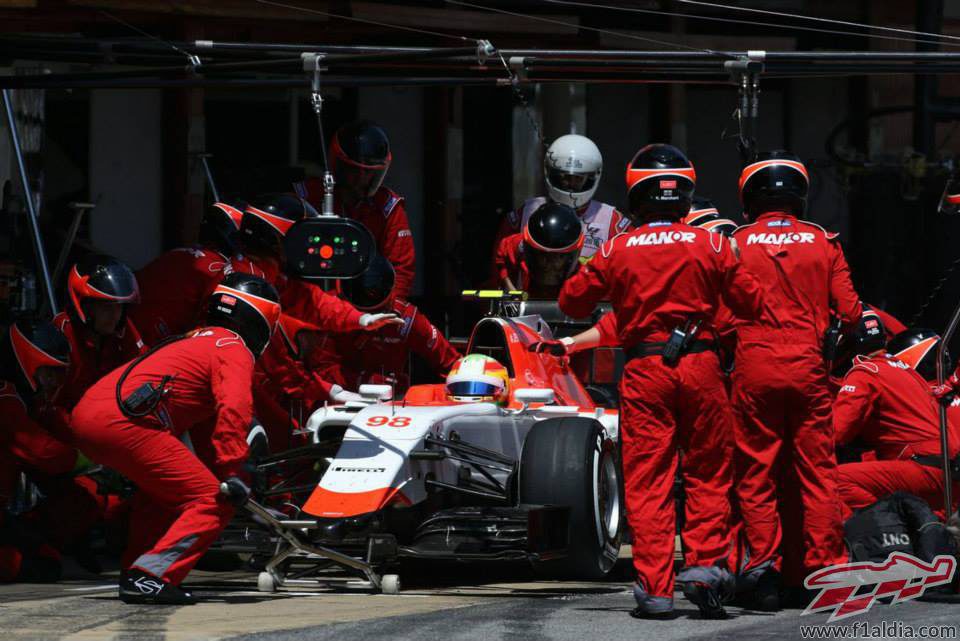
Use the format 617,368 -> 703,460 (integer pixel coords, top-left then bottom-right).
738,151 -> 809,220
67,254 -> 140,326
888,328 -> 945,382
206,272 -> 281,356
330,120 -> 392,200
2,319 -> 70,395
625,144 -> 696,223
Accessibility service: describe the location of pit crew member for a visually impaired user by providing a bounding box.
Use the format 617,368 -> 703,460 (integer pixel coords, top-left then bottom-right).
559,143 -> 767,619
834,313 -> 960,517
494,201 -> 585,298
131,202 -> 243,346
54,254 -> 145,411
310,254 -> 460,393
295,120 -> 416,299
68,273 -> 279,604
491,134 -> 629,271
730,151 -> 862,608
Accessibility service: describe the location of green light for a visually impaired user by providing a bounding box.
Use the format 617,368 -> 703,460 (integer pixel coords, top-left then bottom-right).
351,240 -> 358,246
334,236 -> 341,243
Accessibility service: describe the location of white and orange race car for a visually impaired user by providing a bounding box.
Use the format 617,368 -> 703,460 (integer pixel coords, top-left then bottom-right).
240,293 -> 623,594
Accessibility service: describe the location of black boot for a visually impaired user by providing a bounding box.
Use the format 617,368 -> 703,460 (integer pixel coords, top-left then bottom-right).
677,565 -> 736,620
755,570 -> 781,612
118,569 -> 197,605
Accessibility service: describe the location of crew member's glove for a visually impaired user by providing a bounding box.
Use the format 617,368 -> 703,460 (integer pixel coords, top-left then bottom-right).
358,313 -> 404,331
329,384 -> 364,404
219,476 -> 251,507
933,369 -> 960,403
528,337 -> 574,357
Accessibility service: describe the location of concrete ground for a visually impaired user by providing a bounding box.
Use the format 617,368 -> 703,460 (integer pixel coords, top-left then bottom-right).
3,554 -> 960,641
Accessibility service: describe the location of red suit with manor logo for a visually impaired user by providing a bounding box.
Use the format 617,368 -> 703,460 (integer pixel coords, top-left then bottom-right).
560,144 -> 766,618
68,275 -> 279,602
834,352 -> 960,517
730,153 -> 862,596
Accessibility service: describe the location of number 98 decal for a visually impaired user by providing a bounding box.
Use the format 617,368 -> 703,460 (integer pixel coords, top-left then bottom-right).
366,416 -> 412,427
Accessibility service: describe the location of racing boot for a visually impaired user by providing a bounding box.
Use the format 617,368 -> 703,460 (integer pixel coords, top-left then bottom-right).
754,569 -> 781,612
630,582 -> 676,620
677,564 -> 736,619
119,569 -> 197,605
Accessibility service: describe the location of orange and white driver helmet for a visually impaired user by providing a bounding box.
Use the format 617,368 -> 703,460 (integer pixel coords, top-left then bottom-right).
445,354 -> 510,404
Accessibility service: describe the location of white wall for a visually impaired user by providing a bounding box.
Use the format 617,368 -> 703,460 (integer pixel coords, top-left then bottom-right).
88,89 -> 163,268
357,86 -> 425,295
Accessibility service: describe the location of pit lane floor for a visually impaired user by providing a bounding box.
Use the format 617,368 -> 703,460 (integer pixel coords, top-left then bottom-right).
3,555 -> 959,641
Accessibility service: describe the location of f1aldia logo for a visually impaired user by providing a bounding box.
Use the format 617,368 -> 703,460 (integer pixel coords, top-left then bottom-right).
802,552 -> 956,622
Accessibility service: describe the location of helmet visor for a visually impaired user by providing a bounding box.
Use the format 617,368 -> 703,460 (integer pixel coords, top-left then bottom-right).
446,381 -> 501,398
336,158 -> 389,199
547,168 -> 596,194
525,248 -> 579,288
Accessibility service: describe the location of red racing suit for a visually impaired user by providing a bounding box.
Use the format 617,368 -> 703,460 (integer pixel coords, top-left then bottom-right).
297,179 -> 416,299
559,220 -> 767,599
0,381 -> 83,581
834,354 -> 960,518
53,312 -> 145,411
68,326 -> 254,585
130,246 -> 232,346
309,299 -> 461,393
731,212 -> 862,583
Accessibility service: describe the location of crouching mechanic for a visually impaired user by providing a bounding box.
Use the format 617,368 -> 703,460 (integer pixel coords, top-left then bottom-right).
834,312 -> 960,517
310,254 -> 460,393
68,273 -> 280,604
0,321 -> 79,582
559,144 -> 768,619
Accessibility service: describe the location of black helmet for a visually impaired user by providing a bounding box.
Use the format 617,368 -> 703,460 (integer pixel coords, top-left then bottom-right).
206,273 -> 281,356
67,254 -> 140,327
0,320 -> 70,397
199,201 -> 245,256
522,202 -> 584,292
888,328 -> 945,382
330,120 -> 392,200
240,193 -> 316,258
625,144 -> 696,223
851,307 -> 887,356
739,150 -> 809,220
341,253 -> 396,311
684,196 -> 738,236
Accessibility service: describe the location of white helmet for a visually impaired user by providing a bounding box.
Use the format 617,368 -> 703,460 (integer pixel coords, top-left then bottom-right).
544,134 -> 602,210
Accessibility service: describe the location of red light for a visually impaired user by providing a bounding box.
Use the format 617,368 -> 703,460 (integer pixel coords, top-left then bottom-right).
307,247 -> 316,255
320,245 -> 334,259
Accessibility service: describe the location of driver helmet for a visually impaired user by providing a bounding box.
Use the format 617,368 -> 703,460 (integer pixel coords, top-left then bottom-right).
445,354 -> 510,404
544,134 -> 602,210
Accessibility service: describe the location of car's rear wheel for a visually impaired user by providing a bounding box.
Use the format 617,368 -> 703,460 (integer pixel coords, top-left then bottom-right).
519,417 -> 622,579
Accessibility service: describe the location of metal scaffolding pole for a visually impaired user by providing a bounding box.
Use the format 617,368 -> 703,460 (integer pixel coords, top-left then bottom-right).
2,88 -> 58,315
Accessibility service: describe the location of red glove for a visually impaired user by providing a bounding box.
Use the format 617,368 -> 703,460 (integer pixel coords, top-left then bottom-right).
528,339 -> 568,357
933,369 -> 960,402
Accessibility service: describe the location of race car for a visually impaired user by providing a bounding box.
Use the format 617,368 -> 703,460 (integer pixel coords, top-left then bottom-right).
243,292 -> 623,594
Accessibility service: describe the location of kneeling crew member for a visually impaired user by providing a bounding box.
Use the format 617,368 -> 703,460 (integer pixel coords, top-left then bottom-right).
835,313 -> 960,517
69,273 -> 280,605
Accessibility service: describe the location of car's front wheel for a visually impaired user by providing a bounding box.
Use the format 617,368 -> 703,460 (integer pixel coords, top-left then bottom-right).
518,417 -> 622,579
